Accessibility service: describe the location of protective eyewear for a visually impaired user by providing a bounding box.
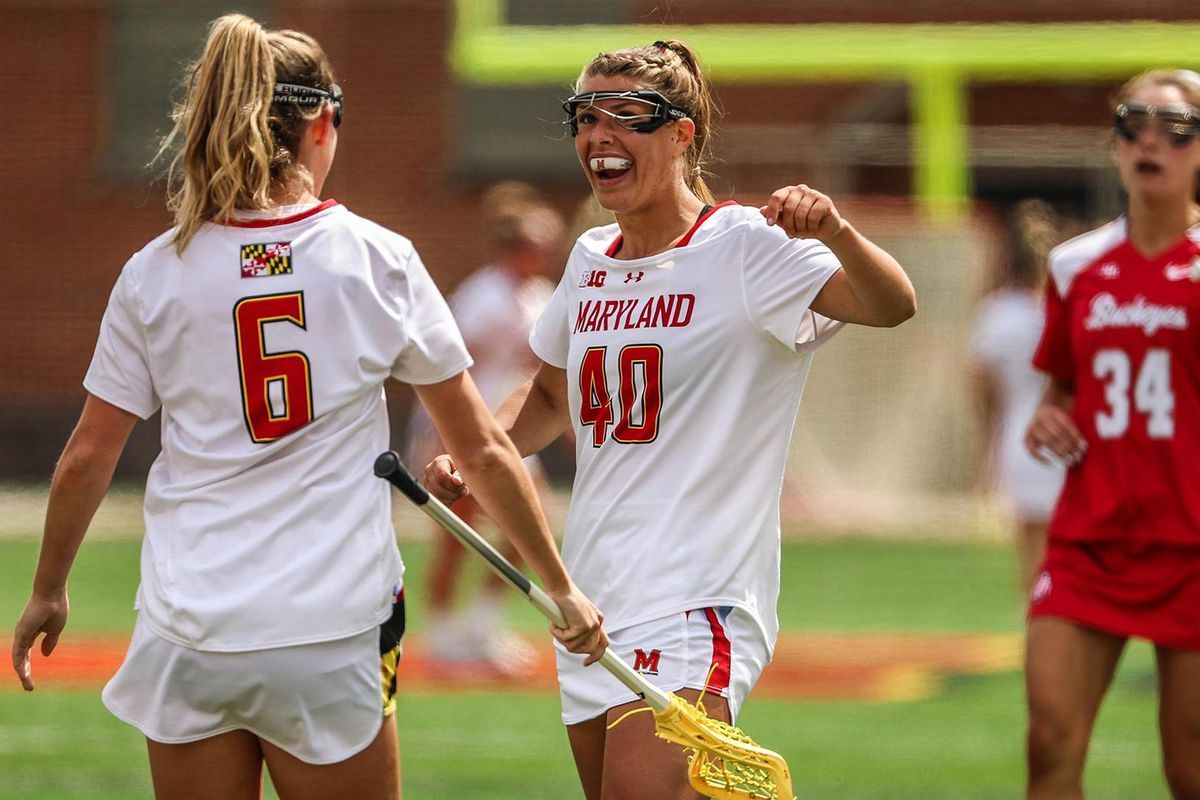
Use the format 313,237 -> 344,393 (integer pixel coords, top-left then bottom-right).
563,89 -> 689,137
273,83 -> 344,128
1113,102 -> 1200,148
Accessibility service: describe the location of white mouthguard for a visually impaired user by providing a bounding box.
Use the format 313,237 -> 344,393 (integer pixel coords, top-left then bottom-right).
590,157 -> 632,172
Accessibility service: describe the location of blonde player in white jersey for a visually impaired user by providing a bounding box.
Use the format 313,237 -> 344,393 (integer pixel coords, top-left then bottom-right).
425,40 -> 916,800
969,199 -> 1066,593
9,14 -> 605,800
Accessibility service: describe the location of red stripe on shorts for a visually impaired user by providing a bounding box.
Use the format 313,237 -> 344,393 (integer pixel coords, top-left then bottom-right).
703,608 -> 732,692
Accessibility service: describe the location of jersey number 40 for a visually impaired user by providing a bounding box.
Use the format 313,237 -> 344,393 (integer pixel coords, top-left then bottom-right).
233,292 -> 314,443
579,345 -> 662,447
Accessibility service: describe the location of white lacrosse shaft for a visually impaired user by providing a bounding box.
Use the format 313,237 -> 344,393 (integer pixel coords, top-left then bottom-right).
374,451 -> 673,713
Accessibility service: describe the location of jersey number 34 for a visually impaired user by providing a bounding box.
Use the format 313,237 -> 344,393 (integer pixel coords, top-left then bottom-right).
1093,348 -> 1174,439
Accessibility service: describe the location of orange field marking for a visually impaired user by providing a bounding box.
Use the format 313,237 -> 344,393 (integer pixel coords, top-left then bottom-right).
1,631 -> 1020,701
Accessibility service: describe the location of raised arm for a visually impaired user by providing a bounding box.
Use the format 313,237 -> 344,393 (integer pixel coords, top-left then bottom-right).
413,369 -> 604,660
13,395 -> 137,691
761,183 -> 916,327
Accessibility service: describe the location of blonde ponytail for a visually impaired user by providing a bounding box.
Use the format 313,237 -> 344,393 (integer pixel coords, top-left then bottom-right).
159,14 -> 336,255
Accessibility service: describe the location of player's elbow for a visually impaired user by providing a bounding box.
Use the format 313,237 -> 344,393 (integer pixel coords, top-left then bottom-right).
452,439 -> 513,479
882,293 -> 917,327
869,287 -> 917,327
54,439 -> 116,485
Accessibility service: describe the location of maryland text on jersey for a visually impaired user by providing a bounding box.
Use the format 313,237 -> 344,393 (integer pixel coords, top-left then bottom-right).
241,242 -> 293,277
573,294 -> 696,333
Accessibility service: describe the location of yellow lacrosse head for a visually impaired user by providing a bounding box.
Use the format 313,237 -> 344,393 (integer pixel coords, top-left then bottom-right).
651,695 -> 796,800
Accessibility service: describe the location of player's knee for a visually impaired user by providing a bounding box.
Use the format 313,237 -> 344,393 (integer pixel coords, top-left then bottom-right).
1026,715 -> 1086,776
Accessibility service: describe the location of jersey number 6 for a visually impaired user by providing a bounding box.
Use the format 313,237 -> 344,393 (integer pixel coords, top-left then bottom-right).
579,344 -> 663,447
233,292 -> 314,443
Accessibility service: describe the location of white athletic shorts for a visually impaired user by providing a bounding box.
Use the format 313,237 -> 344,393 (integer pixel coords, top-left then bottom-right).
556,606 -> 768,725
102,607 -> 404,765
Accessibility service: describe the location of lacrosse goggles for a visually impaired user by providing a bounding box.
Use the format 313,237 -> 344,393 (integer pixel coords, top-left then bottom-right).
273,82 -> 344,128
1113,102 -> 1200,148
563,88 -> 691,137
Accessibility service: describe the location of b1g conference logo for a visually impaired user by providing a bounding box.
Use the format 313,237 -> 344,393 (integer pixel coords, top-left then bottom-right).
579,270 -> 606,288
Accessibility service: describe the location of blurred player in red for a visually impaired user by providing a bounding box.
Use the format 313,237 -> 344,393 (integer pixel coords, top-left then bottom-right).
426,40 -> 915,799
406,183 -> 566,673
9,14 -> 605,800
970,199 -> 1066,594
1024,68 -> 1200,800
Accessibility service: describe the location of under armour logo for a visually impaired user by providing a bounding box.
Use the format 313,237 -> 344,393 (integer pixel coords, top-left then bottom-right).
624,271 -> 644,284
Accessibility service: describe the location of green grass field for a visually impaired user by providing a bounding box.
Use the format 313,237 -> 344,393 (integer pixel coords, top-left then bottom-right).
0,532 -> 1167,799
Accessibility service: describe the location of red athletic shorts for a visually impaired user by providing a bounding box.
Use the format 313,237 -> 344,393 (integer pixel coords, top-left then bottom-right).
1028,538 -> 1200,651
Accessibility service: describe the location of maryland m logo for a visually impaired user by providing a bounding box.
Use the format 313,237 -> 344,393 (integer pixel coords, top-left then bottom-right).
632,648 -> 662,676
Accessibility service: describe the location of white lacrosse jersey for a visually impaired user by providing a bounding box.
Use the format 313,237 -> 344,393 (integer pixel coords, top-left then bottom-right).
84,200 -> 472,651
969,288 -> 1064,518
404,266 -> 551,466
529,202 -> 843,651
450,266 -> 553,410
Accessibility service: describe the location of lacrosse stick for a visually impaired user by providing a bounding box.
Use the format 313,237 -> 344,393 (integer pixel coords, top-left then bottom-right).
374,450 -> 796,800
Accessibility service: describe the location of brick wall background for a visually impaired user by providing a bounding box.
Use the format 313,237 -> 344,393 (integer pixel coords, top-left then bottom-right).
1,0 -> 1193,477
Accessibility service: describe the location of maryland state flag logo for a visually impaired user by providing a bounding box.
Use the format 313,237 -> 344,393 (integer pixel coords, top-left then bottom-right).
240,242 -> 293,278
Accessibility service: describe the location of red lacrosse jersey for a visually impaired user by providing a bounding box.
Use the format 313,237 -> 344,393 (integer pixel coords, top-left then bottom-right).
1033,218 -> 1200,545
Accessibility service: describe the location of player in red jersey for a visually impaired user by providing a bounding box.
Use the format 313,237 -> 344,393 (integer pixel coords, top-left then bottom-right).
1024,69 -> 1200,799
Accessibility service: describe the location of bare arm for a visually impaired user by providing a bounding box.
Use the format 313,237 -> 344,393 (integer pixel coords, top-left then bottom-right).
13,395 -> 137,691
1024,377 -> 1085,465
425,361 -> 570,501
495,362 -> 572,456
414,370 -> 605,659
761,184 -> 916,327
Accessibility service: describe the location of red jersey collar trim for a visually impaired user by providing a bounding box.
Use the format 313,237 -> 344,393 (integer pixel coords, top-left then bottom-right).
676,200 -> 737,247
605,200 -> 738,257
223,199 -> 339,228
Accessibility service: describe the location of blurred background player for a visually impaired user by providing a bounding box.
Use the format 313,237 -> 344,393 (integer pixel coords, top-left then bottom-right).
426,39 -> 915,799
406,183 -> 568,673
969,198 -> 1067,593
1023,68 -> 1200,800
10,15 -> 605,800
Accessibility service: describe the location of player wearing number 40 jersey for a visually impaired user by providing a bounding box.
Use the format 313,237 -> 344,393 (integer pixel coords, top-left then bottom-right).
425,39 -> 915,800
1023,68 -> 1200,800
10,14 -> 605,800
538,200 -> 843,653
